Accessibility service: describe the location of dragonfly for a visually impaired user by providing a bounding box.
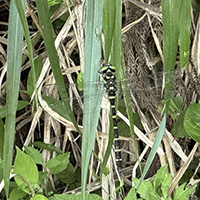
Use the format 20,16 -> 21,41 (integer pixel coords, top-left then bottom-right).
41,67 -> 180,171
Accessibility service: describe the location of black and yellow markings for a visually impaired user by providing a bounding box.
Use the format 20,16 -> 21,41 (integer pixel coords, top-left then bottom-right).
98,63 -> 122,172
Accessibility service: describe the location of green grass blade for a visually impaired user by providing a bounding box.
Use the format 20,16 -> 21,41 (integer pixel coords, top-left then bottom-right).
81,0 -> 103,198
162,0 -> 181,104
103,0 -> 116,62
14,0 -> 36,94
35,0 -> 80,134
3,0 -> 26,197
137,114 -> 166,189
179,0 -> 191,67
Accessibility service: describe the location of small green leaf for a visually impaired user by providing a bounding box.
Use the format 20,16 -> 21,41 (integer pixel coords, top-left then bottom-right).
42,95 -> 73,123
167,96 -> 183,119
184,103 -> 200,143
38,171 -> 48,185
24,146 -> 44,165
0,100 -> 29,118
30,194 -> 49,200
13,147 -> 39,194
56,163 -> 75,184
124,187 -> 137,200
174,182 -> 196,200
161,173 -> 172,198
8,187 -> 27,200
154,164 -> 168,196
133,178 -> 160,199
172,109 -> 188,138
33,141 -> 63,154
77,71 -> 84,91
46,152 -> 70,174
53,193 -> 103,200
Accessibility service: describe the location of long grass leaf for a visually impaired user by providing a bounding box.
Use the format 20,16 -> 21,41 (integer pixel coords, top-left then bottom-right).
35,0 -> 80,134
82,0 -> 103,198
14,0 -> 36,93
162,0 -> 181,104
103,0 -> 116,63
3,0 -> 25,197
179,1 -> 191,67
137,114 -> 166,189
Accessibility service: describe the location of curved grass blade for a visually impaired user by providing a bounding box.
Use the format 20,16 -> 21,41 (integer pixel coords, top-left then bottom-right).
3,0 -> 26,197
137,114 -> 166,189
35,0 -> 80,134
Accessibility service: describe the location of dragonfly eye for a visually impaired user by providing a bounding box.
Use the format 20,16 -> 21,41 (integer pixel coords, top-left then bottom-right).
99,63 -> 116,74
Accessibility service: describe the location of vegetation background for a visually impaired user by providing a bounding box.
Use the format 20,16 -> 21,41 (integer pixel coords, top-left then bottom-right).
0,0 -> 200,199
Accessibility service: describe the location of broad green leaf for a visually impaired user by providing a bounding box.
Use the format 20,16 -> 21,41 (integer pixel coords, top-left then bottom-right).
24,146 -> 44,165
30,195 -> 49,200
8,187 -> 27,200
82,0 -> 103,198
184,103 -> 200,143
0,100 -> 29,118
33,141 -> 63,154
13,147 -> 39,194
3,0 -> 26,197
46,152 -> 70,174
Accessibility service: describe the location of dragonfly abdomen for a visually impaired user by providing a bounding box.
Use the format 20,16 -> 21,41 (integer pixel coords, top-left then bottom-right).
99,63 -> 122,172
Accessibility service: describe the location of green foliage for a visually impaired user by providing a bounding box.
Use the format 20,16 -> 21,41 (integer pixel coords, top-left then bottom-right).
0,100 -> 29,118
131,164 -> 196,200
49,193 -> 103,200
24,146 -> 44,165
184,103 -> 200,143
173,183 -> 196,200
8,187 -> 27,200
162,0 -> 191,109
48,0 -> 63,7
35,0 -> 80,135
7,143 -> 83,199
138,115 -> 166,188
30,195 -> 49,200
46,152 -> 70,174
3,0 -> 26,197
81,0 -> 103,198
13,147 -> 39,194
33,141 -> 63,154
